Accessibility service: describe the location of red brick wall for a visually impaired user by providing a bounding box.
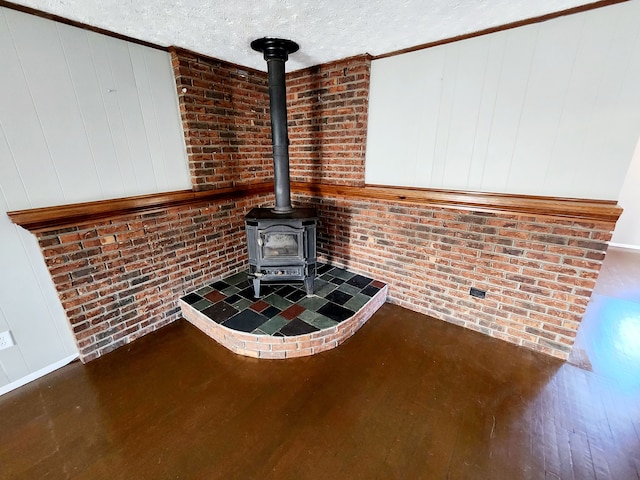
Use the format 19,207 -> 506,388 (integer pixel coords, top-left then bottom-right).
171,49 -> 371,190
170,48 -> 273,190
37,194 -> 271,362
293,192 -> 613,359
287,56 -> 370,186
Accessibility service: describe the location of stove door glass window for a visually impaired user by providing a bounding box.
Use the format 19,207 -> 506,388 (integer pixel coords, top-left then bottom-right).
260,230 -> 301,259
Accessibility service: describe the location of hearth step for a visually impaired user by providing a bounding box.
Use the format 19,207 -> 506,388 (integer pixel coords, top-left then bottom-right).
179,264 -> 387,359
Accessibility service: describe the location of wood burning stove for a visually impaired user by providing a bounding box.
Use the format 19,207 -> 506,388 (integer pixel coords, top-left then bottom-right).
245,38 -> 317,298
245,208 -> 317,298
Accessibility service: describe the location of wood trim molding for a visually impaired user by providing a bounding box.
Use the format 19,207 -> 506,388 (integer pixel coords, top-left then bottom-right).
7,183 -> 274,232
291,182 -> 623,223
373,0 -> 630,61
7,181 -> 622,233
0,1 -> 166,51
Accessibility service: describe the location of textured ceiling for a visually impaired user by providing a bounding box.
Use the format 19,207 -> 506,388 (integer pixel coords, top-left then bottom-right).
11,0 -> 601,71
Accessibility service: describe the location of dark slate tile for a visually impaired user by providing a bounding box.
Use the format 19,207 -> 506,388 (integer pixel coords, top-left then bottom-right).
286,289 -> 307,302
233,298 -> 253,311
262,306 -> 281,319
329,277 -> 346,285
202,302 -> 239,324
209,280 -> 230,291
299,296 -> 328,311
191,299 -> 213,312
223,310 -> 267,333
313,278 -> 330,290
258,315 -> 288,335
317,263 -> 333,274
277,285 -> 296,296
181,293 -> 202,305
264,294 -> 293,310
337,283 -> 361,296
314,281 -> 336,297
318,302 -> 354,323
300,311 -> 339,330
195,286 -> 213,296
346,274 -> 373,289
221,285 -> 240,296
238,286 -> 259,300
326,290 -> 353,306
361,285 -> 381,297
226,271 -> 248,286
278,318 -> 319,336
258,285 -> 278,296
345,293 -> 371,312
329,268 -> 354,280
225,294 -> 242,305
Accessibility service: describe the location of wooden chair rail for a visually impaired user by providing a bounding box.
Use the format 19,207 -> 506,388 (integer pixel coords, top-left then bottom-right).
7,183 -> 274,232
7,181 -> 621,233
292,182 -> 622,223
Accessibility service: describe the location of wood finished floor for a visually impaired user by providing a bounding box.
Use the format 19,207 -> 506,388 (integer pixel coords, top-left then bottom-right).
569,247 -> 640,391
592,247 -> 640,299
2,302 -> 639,478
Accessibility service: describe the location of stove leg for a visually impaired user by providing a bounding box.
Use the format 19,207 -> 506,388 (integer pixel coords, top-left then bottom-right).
304,277 -> 314,297
252,277 -> 261,298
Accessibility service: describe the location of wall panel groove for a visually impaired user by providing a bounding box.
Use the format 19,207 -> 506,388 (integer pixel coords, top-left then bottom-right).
366,0 -> 640,200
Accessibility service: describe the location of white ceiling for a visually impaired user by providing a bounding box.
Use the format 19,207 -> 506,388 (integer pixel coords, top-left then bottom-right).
11,0 -> 602,72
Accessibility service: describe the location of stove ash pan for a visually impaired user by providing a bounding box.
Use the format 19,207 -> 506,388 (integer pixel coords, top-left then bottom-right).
245,207 -> 317,298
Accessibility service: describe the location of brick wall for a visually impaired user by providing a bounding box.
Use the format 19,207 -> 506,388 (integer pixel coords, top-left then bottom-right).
171,49 -> 371,189
37,194 -> 271,362
287,55 -> 370,186
293,192 -> 613,359
170,48 -> 273,190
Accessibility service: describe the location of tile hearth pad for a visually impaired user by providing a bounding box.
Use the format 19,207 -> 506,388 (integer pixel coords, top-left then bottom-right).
179,264 -> 388,359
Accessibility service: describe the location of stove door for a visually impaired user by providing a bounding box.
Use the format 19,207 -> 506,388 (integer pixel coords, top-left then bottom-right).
258,224 -> 304,263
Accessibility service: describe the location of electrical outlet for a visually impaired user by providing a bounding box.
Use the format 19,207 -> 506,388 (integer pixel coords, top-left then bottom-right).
0,331 -> 15,351
469,287 -> 487,299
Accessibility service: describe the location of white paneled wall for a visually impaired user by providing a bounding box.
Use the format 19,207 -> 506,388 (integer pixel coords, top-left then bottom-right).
0,7 -> 190,394
611,137 -> 640,249
365,1 -> 640,200
0,202 -> 78,395
0,8 -> 190,209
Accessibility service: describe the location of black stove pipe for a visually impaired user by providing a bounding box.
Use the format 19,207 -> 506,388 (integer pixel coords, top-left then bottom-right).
251,37 -> 299,214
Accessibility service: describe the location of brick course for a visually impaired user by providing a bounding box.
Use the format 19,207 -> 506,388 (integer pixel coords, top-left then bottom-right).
170,48 -> 273,190
293,192 -> 614,359
37,194 -> 272,362
287,56 -> 370,186
171,48 -> 370,190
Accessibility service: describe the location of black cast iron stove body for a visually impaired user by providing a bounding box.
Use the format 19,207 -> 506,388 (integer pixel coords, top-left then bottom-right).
245,37 -> 318,298
245,207 -> 317,298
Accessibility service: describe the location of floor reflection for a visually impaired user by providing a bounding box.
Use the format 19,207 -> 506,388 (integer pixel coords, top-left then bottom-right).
584,295 -> 640,390
570,247 -> 640,392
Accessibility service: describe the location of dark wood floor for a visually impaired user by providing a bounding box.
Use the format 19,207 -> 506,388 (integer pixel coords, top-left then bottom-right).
569,247 -> 640,391
1,302 -> 639,478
